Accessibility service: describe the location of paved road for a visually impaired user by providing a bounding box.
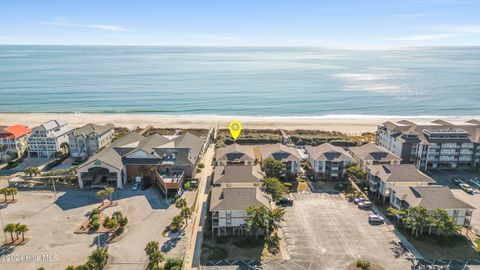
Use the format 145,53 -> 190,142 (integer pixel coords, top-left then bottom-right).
186,145 -> 215,269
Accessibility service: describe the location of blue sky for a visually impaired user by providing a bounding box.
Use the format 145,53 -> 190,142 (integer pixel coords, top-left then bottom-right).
1,0 -> 479,47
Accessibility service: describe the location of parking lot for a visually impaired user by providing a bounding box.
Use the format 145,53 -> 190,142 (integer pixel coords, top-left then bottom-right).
427,170 -> 480,234
0,186 -> 194,270
281,193 -> 413,270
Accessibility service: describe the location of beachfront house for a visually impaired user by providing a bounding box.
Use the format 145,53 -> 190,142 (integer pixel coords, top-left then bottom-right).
367,164 -> 436,200
305,143 -> 354,180
390,185 -> 474,227
349,142 -> 401,170
27,120 -> 73,158
210,186 -> 272,236
215,143 -> 256,166
68,123 -> 115,161
77,132 -> 204,196
0,124 -> 32,160
377,119 -> 480,170
256,143 -> 302,175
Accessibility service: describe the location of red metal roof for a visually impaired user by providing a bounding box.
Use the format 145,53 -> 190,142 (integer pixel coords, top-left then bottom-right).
0,124 -> 31,138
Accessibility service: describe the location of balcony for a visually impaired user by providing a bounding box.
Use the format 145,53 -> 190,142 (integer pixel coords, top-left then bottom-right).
155,170 -> 185,191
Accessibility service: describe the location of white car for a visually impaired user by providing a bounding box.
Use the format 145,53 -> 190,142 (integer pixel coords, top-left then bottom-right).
132,183 -> 140,191
368,215 -> 384,224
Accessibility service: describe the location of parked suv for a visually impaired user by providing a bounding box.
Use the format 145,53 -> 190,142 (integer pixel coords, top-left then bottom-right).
358,201 -> 372,209
460,183 -> 474,194
353,198 -> 367,205
278,197 -> 294,207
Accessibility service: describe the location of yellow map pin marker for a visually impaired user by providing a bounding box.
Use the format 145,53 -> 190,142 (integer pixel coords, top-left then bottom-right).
229,121 -> 242,140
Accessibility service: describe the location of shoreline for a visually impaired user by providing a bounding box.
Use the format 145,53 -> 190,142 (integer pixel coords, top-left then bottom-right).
0,113 -> 478,134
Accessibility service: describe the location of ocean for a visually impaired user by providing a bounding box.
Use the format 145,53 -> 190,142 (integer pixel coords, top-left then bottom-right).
0,45 -> 479,117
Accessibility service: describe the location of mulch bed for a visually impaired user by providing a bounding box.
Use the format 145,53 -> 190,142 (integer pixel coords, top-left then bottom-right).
75,201 -> 119,234
2,237 -> 30,246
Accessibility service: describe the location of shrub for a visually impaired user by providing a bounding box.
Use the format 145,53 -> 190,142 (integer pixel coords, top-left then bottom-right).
215,236 -> 229,244
90,208 -> 100,217
196,168 -> 202,173
164,257 -> 183,270
198,163 -> 205,169
90,219 -> 100,230
356,259 -> 371,269
91,213 -> 100,221
207,247 -> 228,261
184,182 -> 191,190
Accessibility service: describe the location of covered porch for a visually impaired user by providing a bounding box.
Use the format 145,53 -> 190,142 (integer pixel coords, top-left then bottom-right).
77,161 -> 123,189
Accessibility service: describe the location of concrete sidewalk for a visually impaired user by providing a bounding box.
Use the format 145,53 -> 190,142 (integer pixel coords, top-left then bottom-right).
184,145 -> 215,269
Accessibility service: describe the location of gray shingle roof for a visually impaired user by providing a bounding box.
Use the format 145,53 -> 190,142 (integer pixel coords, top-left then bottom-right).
367,164 -> 436,184
79,132 -> 144,169
305,143 -> 353,162
257,143 -> 301,162
210,187 -> 271,211
79,132 -> 204,170
349,143 -> 401,162
74,123 -> 114,137
392,185 -> 474,210
213,165 -> 264,185
215,144 -> 255,162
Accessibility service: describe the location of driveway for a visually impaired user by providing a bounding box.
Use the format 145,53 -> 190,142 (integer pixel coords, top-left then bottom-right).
281,193 -> 413,270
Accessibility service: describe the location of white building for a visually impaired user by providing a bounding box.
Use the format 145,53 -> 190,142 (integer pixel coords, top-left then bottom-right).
69,123 -> 115,161
27,120 -> 73,158
349,143 -> 401,170
210,186 -> 272,236
215,143 -> 255,166
377,119 -> 480,170
367,164 -> 436,200
305,143 -> 354,179
390,185 -> 474,227
257,143 -> 302,175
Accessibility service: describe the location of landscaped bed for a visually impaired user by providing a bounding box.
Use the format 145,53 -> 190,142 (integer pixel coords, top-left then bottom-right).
200,236 -> 281,263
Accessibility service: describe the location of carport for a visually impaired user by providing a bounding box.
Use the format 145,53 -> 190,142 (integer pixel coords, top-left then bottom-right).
77,159 -> 124,189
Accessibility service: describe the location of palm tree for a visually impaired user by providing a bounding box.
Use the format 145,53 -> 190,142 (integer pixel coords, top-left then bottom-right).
175,197 -> 187,209
180,206 -> 192,227
4,223 -> 16,242
13,223 -> 21,240
97,190 -> 107,205
0,187 -> 7,201
16,224 -> 28,241
104,187 -> 114,204
145,241 -> 164,270
9,187 -> 18,201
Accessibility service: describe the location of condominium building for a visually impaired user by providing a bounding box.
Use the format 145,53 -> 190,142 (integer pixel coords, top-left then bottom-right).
390,185 -> 474,227
215,143 -> 256,166
305,143 -> 354,179
27,120 -> 73,158
210,186 -> 272,236
377,119 -> 480,170
0,124 -> 32,160
349,142 -> 401,170
256,143 -> 302,175
68,123 -> 115,160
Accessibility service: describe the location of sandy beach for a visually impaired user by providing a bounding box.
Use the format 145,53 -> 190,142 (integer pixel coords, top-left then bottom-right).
1,113 -> 477,134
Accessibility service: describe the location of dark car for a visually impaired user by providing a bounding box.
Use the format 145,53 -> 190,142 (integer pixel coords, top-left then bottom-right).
278,198 -> 294,207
